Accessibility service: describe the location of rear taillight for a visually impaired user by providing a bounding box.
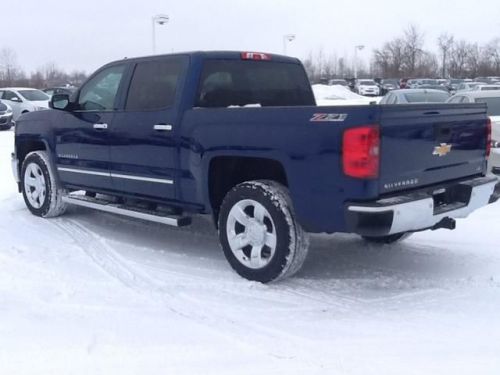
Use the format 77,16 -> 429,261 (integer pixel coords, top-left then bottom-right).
486,117 -> 492,159
241,52 -> 271,61
343,125 -> 380,179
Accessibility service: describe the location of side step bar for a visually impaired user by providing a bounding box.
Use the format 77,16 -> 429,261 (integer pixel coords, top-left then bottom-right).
62,194 -> 192,227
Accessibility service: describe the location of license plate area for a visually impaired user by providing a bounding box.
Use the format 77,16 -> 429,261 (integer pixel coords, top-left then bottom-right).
432,184 -> 472,215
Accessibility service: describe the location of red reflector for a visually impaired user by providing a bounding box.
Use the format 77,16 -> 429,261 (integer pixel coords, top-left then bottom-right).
241,52 -> 271,61
343,126 -> 380,179
486,117 -> 492,159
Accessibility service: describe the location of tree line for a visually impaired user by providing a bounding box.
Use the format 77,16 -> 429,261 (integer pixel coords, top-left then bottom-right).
304,25 -> 500,82
0,47 -> 87,89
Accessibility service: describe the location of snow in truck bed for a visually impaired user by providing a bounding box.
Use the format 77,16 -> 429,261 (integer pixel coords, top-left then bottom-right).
0,130 -> 500,375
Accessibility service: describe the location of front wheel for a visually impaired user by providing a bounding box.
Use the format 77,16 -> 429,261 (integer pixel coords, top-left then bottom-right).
21,151 -> 67,218
218,180 -> 309,283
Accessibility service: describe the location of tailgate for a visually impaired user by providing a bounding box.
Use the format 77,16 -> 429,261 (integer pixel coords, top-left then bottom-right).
379,103 -> 489,194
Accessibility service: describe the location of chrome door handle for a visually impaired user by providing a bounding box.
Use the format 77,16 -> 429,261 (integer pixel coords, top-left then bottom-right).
153,124 -> 172,131
93,123 -> 108,130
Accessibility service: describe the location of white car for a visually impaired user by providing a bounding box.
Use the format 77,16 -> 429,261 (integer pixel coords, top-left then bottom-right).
0,88 -> 50,120
355,79 -> 380,96
471,85 -> 500,92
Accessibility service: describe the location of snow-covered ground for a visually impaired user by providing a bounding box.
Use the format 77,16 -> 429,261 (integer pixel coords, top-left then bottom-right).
1,129 -> 500,375
313,84 -> 382,106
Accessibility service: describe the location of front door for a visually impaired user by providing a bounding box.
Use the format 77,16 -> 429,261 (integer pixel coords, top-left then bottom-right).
109,56 -> 187,201
55,64 -> 128,191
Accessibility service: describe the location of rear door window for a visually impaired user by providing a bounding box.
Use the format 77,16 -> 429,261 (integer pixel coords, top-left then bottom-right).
125,57 -> 186,111
197,60 -> 315,108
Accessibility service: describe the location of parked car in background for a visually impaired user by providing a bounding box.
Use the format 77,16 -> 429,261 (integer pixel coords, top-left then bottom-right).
379,79 -> 399,95
379,89 -> 450,104
328,79 -> 349,87
471,85 -> 500,92
0,101 -> 14,130
355,79 -> 380,96
0,88 -> 50,120
43,87 -> 78,97
456,82 -> 484,93
418,84 -> 450,92
475,77 -> 500,84
446,78 -> 465,94
447,91 -> 500,175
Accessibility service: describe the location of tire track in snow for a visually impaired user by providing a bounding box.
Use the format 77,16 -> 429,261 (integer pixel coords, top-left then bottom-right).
49,217 -> 326,361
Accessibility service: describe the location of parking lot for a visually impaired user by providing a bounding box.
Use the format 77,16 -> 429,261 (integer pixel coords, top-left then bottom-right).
1,128 -> 500,374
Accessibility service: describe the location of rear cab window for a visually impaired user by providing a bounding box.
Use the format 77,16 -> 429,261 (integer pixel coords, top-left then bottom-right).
196,60 -> 315,108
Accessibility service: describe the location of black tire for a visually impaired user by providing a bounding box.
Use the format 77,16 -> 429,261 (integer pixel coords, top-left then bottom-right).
21,151 -> 67,218
362,232 -> 412,244
218,180 -> 309,283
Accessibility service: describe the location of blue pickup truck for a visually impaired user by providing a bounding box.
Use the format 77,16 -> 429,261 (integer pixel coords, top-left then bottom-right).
11,51 -> 500,282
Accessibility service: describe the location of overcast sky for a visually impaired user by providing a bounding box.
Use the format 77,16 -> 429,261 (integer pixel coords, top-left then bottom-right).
3,0 -> 500,74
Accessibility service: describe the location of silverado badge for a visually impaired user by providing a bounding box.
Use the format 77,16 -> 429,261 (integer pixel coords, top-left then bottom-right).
433,143 -> 452,157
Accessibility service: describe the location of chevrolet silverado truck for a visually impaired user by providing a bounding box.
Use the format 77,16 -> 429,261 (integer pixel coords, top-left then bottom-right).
11,51 -> 500,283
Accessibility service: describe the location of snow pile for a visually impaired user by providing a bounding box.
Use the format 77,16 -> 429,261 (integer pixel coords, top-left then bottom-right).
313,84 -> 381,106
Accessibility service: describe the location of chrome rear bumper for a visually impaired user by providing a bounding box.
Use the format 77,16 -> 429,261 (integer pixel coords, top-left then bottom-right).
346,176 -> 499,237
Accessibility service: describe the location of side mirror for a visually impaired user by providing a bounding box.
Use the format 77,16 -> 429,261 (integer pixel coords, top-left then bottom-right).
50,94 -> 70,110
10,97 -> 22,103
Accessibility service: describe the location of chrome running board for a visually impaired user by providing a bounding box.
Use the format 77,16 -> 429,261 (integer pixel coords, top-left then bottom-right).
62,194 -> 191,227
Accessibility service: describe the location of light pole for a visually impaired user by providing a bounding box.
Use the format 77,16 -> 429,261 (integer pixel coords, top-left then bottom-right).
283,34 -> 296,55
353,44 -> 365,79
152,14 -> 170,54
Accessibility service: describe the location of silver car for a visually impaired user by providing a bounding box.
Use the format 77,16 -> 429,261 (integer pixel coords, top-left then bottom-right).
0,88 -> 50,120
0,101 -> 14,130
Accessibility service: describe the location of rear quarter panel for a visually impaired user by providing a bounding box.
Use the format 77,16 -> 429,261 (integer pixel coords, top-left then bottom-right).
179,105 -> 381,233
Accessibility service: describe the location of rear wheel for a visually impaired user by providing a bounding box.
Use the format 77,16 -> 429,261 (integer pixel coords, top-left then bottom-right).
21,151 -> 67,218
218,180 -> 309,283
362,232 -> 412,244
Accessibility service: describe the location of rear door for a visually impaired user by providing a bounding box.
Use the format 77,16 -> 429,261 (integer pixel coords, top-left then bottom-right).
108,56 -> 188,200
379,104 -> 488,194
55,63 -> 128,191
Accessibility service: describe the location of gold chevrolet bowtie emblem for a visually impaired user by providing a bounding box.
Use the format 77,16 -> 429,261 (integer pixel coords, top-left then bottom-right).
433,143 -> 452,157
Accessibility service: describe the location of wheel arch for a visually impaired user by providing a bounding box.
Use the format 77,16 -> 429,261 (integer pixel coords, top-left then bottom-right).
207,155 -> 289,226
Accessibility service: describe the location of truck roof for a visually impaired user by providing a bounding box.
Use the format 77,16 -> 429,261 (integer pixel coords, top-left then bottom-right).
109,50 -> 302,67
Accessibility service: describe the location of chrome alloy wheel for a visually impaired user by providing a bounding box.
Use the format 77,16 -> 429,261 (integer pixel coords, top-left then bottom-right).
226,199 -> 277,269
23,162 -> 47,209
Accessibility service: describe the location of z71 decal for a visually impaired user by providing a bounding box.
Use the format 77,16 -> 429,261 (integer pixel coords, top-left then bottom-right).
310,113 -> 348,122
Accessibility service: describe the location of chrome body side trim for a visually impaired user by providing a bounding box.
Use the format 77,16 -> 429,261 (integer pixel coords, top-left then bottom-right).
57,167 -> 174,184
110,173 -> 173,185
58,167 -> 109,177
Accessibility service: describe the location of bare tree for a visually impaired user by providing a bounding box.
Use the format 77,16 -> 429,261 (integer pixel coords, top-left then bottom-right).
402,25 -> 425,76
437,33 -> 454,78
0,48 -> 21,85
